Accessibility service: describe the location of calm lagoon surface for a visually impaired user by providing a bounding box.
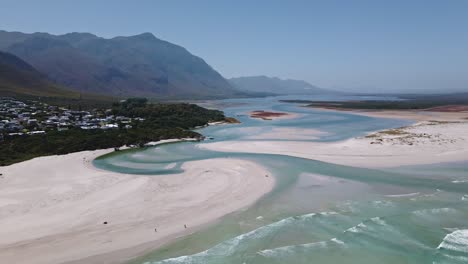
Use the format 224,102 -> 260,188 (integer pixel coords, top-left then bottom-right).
94,95 -> 468,264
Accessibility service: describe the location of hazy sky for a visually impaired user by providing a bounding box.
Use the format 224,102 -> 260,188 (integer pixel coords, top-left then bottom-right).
1,0 -> 467,93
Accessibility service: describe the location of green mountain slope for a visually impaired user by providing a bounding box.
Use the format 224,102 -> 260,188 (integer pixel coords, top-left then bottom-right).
0,51 -> 79,98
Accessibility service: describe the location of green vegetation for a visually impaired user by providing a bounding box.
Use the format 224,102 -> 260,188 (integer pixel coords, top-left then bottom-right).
365,128 -> 409,138
0,128 -> 199,166
281,100 -> 461,110
281,93 -> 468,110
111,98 -> 225,129
0,98 -> 226,166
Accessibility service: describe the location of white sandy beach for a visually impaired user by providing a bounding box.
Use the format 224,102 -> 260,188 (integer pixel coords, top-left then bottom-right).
246,127 -> 328,140
312,107 -> 468,122
201,119 -> 468,168
0,143 -> 274,264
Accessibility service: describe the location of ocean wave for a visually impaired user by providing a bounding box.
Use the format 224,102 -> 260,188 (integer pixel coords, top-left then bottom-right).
341,215 -> 433,251
330,238 -> 345,244
371,200 -> 395,208
437,229 -> 468,253
412,207 -> 458,218
344,216 -> 387,234
150,211 -> 337,263
336,200 -> 396,215
385,192 -> 420,198
370,216 -> 386,225
257,237 -> 345,258
451,179 -> 468,183
346,222 -> 368,233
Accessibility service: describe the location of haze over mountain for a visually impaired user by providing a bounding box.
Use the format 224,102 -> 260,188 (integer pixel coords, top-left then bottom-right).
0,50 -> 79,98
229,76 -> 335,95
0,30 -> 242,99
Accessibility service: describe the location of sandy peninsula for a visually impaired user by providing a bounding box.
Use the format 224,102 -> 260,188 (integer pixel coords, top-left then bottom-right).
201,111 -> 468,168
0,141 -> 274,264
315,107 -> 468,122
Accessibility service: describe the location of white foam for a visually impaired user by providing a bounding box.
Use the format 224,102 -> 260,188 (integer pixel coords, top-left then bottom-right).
385,192 -> 420,198
437,229 -> 468,253
331,238 -> 345,245
413,207 -> 458,217
346,222 -> 367,233
371,200 -> 395,208
370,217 -> 386,225
319,211 -> 338,216
258,240 -> 331,258
164,163 -> 177,169
152,211 -> 336,263
451,179 -> 468,183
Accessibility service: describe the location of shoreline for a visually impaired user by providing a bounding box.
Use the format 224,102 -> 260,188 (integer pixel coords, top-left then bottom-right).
0,140 -> 274,264
201,109 -> 468,168
306,106 -> 468,122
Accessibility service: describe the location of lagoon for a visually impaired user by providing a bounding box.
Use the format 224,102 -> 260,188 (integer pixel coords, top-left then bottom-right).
94,95 -> 468,264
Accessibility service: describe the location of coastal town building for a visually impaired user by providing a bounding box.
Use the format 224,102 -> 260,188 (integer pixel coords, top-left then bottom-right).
0,97 -> 142,141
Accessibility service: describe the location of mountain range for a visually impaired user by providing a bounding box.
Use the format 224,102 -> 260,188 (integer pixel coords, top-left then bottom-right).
0,30 -> 337,100
229,76 -> 334,95
0,50 -> 79,98
0,30 -> 242,99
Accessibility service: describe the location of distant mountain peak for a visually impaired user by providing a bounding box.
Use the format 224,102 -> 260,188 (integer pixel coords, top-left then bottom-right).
229,76 -> 334,95
61,32 -> 99,41
132,32 -> 157,40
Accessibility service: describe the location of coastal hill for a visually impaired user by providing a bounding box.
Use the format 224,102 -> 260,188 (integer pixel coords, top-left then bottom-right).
0,30 -> 243,99
0,51 -> 79,98
229,75 -> 336,95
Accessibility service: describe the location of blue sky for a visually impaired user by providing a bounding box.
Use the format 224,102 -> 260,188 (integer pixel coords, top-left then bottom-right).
1,0 -> 467,93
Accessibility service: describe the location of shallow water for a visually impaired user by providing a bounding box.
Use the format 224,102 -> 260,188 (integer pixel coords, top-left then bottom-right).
94,95 -> 468,264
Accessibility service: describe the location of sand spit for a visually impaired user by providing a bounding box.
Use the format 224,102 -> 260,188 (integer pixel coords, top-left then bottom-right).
0,145 -> 273,264
311,107 -> 468,122
201,120 -> 468,168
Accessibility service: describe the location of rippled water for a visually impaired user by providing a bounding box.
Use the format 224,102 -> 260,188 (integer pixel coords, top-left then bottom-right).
94,95 -> 468,264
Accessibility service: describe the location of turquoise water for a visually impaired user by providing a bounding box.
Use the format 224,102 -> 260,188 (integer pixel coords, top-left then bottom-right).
94,95 -> 468,264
